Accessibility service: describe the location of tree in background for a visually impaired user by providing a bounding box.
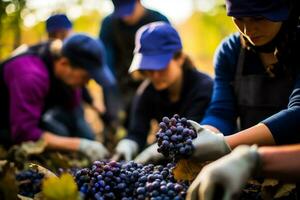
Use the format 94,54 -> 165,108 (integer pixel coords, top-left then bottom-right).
0,0 -> 26,60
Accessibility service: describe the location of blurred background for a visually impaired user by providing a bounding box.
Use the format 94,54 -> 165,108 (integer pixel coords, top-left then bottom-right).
0,0 -> 236,75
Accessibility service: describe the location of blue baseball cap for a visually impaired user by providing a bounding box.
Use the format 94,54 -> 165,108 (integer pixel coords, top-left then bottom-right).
225,0 -> 289,22
129,22 -> 182,73
112,0 -> 136,18
61,34 -> 115,87
46,14 -> 72,33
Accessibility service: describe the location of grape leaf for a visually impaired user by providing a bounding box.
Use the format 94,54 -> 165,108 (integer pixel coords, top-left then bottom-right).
173,159 -> 208,181
18,194 -> 33,200
47,152 -> 72,169
42,173 -> 80,200
262,179 -> 278,187
260,179 -> 296,200
7,145 -> 28,169
29,163 -> 57,179
20,139 -> 46,155
274,183 -> 296,199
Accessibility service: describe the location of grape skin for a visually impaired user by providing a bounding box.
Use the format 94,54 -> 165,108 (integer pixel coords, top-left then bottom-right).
157,114 -> 197,159
16,169 -> 44,198
74,161 -> 189,200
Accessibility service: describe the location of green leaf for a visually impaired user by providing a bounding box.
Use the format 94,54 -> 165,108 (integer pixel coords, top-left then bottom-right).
173,159 -> 208,181
42,173 -> 80,200
274,183 -> 296,199
29,163 -> 57,179
20,139 -> 46,155
7,145 -> 28,169
17,194 -> 33,200
262,179 -> 278,187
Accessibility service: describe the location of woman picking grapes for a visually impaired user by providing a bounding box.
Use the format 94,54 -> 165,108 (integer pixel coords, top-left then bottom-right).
113,22 -> 213,162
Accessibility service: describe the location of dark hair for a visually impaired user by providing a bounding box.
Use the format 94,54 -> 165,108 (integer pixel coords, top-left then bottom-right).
173,51 -> 196,70
276,0 -> 300,69
241,0 -> 300,75
48,31 -> 58,39
135,51 -> 195,80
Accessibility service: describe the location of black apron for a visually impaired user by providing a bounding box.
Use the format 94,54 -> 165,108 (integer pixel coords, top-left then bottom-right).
233,48 -> 294,130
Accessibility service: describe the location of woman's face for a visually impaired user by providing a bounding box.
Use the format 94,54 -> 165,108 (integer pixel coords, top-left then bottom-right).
232,17 -> 283,46
142,58 -> 183,91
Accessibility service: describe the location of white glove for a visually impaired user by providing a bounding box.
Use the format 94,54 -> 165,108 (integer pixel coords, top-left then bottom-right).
78,139 -> 109,161
186,145 -> 260,200
115,139 -> 139,161
188,120 -> 231,162
134,143 -> 164,164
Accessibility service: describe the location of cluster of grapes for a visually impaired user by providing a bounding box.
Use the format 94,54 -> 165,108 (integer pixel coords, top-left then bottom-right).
156,114 -> 197,158
16,169 -> 44,197
74,160 -> 189,200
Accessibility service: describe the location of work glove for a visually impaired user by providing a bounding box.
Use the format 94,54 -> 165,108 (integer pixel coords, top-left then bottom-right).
188,120 -> 231,162
134,143 -> 164,164
186,145 -> 260,200
114,139 -> 139,161
78,139 -> 109,161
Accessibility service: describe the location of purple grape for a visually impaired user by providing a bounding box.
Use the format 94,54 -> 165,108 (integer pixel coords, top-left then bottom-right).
170,118 -> 177,125
16,169 -> 44,198
166,129 -> 172,136
162,117 -> 170,124
73,160 -> 189,199
159,122 -> 167,131
156,114 -> 197,159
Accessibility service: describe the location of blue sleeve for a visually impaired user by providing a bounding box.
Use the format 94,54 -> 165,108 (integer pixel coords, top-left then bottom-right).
201,33 -> 241,135
99,16 -> 117,76
262,74 -> 300,144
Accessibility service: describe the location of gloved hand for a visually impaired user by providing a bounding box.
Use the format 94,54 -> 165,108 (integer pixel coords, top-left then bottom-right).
78,139 -> 109,161
114,139 -> 139,161
134,143 -> 164,164
186,145 -> 260,200
188,120 -> 231,162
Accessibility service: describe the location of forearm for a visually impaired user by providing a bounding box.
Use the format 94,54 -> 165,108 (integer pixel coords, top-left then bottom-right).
226,123 -> 276,149
258,144 -> 300,181
42,132 -> 80,151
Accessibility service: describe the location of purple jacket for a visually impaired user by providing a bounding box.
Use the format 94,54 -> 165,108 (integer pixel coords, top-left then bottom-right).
3,54 -> 81,143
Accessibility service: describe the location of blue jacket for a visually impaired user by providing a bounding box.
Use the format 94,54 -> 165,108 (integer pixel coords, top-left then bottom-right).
201,33 -> 300,145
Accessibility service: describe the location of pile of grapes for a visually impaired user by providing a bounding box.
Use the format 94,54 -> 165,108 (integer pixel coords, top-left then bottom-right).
75,160 -> 189,200
16,169 -> 44,197
156,114 -> 197,159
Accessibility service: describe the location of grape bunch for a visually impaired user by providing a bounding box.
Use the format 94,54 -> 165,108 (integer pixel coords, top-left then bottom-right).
156,114 -> 197,159
16,169 -> 45,197
74,160 -> 188,200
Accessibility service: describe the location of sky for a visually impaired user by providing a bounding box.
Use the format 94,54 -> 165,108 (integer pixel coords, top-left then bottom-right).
20,0 -> 217,27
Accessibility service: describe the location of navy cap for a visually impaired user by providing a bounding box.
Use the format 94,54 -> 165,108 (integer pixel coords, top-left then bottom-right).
62,34 -> 115,87
46,14 -> 72,33
225,0 -> 289,22
112,0 -> 136,18
129,22 -> 182,73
